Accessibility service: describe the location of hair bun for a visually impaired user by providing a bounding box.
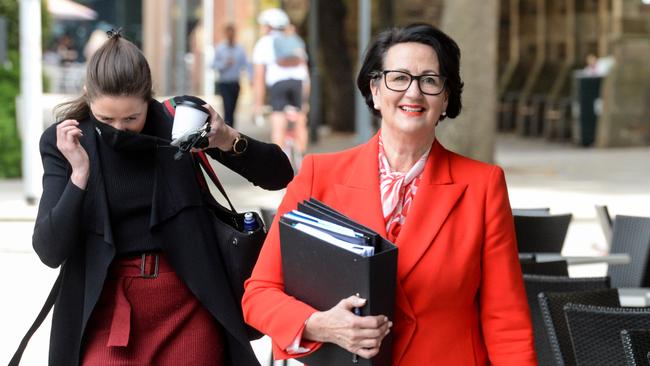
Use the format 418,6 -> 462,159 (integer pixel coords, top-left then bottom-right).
106,28 -> 123,39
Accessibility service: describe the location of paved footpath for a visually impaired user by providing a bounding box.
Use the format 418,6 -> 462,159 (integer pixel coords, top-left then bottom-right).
1,123 -> 649,363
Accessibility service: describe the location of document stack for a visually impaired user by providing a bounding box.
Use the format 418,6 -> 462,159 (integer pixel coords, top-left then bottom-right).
279,198 -> 398,366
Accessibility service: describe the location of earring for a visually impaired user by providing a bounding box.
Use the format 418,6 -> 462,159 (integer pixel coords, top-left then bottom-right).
374,104 -> 380,109
441,111 -> 447,117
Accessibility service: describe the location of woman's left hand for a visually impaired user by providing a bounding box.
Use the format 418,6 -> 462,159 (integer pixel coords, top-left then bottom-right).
202,103 -> 238,152
303,295 -> 392,359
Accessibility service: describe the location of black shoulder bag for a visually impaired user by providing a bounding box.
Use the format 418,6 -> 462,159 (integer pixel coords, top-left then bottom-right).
193,150 -> 267,314
163,97 -> 266,340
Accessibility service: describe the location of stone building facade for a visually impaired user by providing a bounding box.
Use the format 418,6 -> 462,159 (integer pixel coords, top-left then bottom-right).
497,0 -> 650,147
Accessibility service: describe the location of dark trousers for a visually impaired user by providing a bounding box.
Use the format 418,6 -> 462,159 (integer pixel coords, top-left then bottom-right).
217,81 -> 240,127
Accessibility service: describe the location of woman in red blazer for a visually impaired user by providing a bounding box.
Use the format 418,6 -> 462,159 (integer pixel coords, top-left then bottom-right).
243,23 -> 537,365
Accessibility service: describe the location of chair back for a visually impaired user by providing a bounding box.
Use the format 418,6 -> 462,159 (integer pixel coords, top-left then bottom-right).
594,205 -> 613,248
621,329 -> 650,366
608,215 -> 650,287
538,289 -> 620,366
523,275 -> 611,366
564,304 -> 650,366
515,213 -> 572,252
521,260 -> 569,276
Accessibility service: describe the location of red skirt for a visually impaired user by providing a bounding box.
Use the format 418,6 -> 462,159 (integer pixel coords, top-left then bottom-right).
81,253 -> 225,365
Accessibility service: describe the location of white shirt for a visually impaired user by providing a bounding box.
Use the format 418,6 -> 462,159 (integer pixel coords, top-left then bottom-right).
252,31 -> 308,86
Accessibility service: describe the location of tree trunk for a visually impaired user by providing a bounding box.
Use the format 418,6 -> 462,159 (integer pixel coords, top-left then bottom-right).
376,0 -> 394,29
317,0 -> 355,132
436,0 -> 498,163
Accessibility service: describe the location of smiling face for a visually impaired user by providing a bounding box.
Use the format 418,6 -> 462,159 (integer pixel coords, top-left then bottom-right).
89,95 -> 149,133
370,42 -> 448,139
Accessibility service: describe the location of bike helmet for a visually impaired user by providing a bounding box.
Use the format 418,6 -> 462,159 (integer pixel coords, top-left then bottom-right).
257,8 -> 290,30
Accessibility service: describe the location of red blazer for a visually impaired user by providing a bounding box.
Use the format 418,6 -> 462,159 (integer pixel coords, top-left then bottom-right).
243,133 -> 537,365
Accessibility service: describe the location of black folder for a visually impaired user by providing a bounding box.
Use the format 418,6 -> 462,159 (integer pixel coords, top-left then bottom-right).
279,199 -> 398,366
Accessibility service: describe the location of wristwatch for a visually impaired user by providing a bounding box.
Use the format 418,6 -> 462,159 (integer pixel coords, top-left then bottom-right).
230,135 -> 248,155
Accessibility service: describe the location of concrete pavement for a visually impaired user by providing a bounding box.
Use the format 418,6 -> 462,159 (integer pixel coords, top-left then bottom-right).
1,112 -> 649,363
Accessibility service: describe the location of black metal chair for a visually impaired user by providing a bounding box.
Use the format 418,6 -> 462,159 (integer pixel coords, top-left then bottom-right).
523,275 -> 611,366
621,329 -> 650,366
564,304 -> 650,366
608,215 -> 650,288
521,260 -> 569,276
595,205 -> 613,248
514,213 -> 572,253
538,289 -> 620,366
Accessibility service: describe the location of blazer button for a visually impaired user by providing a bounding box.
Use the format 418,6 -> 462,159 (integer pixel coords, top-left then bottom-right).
232,237 -> 238,246
399,313 -> 414,324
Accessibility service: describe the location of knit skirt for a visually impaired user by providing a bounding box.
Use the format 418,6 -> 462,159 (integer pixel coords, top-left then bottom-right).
81,253 -> 225,365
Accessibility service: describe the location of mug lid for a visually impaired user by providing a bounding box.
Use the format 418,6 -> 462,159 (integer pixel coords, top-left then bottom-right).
177,99 -> 209,115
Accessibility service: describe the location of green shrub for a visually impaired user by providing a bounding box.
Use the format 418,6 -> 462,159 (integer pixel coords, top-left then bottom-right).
0,0 -> 51,178
0,51 -> 21,177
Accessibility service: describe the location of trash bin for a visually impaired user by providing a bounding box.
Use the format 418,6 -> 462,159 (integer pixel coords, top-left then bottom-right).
572,74 -> 603,147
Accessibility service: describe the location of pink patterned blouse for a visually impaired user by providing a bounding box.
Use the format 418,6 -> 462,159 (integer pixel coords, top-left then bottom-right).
378,136 -> 431,242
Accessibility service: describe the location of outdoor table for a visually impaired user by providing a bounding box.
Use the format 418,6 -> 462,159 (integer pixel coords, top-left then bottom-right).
519,252 -> 630,265
618,288 -> 650,307
519,252 -> 648,306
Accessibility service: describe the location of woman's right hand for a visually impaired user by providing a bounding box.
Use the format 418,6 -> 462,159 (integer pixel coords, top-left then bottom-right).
303,295 -> 392,359
56,119 -> 89,189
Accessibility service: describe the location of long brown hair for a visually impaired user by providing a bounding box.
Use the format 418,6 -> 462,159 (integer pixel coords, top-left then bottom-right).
54,31 -> 153,122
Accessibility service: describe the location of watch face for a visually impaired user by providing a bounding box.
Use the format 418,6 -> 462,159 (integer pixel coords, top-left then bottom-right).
233,136 -> 248,154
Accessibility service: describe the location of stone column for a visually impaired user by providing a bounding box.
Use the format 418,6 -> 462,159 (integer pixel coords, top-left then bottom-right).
596,0 -> 650,147
143,0 -> 173,96
19,0 -> 43,204
436,0 -> 499,163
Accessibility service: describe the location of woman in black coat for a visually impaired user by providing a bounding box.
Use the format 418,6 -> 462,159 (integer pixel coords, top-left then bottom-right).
33,30 -> 292,365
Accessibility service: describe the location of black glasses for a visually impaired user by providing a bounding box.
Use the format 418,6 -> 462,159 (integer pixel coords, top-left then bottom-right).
379,70 -> 446,96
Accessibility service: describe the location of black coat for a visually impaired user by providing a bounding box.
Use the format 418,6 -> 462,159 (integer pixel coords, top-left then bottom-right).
32,99 -> 293,365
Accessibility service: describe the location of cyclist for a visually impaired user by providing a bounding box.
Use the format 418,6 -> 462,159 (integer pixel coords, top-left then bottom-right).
252,8 -> 309,169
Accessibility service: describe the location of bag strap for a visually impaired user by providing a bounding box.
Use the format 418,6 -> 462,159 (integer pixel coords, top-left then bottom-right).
162,97 -> 237,214
10,272 -> 63,366
194,151 -> 237,213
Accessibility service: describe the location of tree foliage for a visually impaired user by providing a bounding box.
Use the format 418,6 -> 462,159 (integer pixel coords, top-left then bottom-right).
0,0 -> 19,50
0,0 -> 51,177
0,51 -> 21,177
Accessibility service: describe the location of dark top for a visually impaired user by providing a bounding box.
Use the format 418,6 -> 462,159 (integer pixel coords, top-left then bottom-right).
98,125 -> 159,254
32,98 -> 293,365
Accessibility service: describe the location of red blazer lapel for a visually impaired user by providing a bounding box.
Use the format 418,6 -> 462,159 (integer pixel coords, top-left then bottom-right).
333,134 -> 388,238
331,134 -> 422,361
394,141 -> 467,280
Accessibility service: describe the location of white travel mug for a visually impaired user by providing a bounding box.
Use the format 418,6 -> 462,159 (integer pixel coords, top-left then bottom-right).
171,100 -> 211,141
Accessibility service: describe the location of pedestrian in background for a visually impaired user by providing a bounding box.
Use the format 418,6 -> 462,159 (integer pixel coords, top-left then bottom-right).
213,24 -> 249,127
32,29 -> 292,365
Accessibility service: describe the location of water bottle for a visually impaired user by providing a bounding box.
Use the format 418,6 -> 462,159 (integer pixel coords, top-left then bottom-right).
243,212 -> 258,233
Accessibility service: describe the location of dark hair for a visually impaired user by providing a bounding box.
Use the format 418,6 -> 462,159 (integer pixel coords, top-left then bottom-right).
55,31 -> 153,121
356,23 -> 463,120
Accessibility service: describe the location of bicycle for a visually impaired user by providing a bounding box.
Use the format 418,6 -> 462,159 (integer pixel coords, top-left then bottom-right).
281,106 -> 304,173
256,105 -> 306,173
